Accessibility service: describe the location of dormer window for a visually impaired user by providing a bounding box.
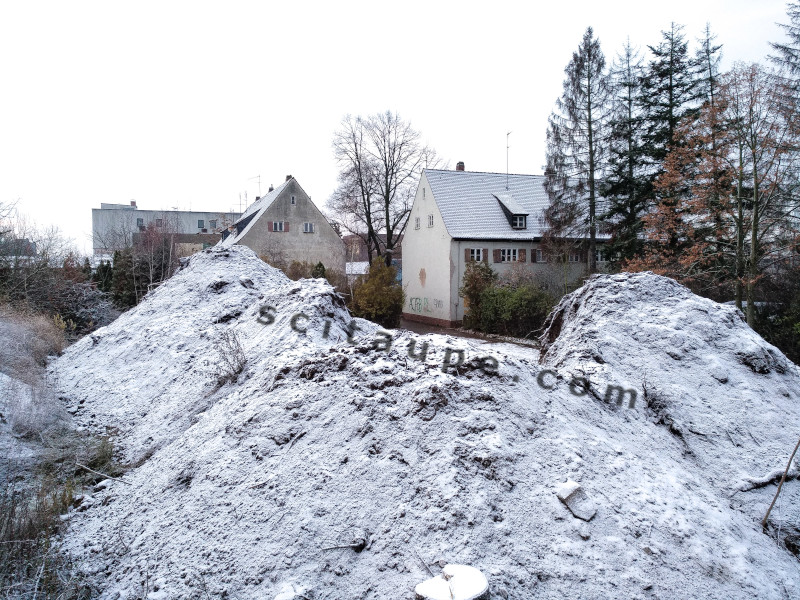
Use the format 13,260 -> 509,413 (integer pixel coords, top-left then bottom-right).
493,193 -> 529,230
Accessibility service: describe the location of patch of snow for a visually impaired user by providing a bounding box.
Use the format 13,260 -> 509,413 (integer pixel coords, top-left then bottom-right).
415,564 -> 489,600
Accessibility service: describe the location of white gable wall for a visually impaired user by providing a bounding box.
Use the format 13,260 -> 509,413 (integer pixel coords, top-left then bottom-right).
401,173 -> 455,325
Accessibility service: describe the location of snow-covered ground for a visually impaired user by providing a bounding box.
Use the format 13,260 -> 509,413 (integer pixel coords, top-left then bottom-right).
52,247 -> 800,599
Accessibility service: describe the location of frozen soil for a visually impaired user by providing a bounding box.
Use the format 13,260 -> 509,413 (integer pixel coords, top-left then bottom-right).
53,248 -> 800,599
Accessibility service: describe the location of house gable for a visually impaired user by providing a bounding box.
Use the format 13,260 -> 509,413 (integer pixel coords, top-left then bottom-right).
219,178 -> 345,272
401,172 -> 456,326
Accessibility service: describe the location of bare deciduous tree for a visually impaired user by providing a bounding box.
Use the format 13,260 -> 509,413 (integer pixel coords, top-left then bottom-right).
329,111 -> 442,266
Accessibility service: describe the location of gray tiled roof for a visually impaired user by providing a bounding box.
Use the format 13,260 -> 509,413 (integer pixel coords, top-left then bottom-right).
425,169 -> 550,239
218,180 -> 289,247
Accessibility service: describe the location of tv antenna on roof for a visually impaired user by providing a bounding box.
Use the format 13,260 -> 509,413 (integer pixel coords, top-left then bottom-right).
248,174 -> 261,197
506,131 -> 512,190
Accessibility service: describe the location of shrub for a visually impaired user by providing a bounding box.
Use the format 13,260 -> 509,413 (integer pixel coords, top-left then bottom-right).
479,283 -> 554,338
311,261 -> 326,279
351,259 -> 404,328
459,261 -> 497,329
285,260 -> 313,280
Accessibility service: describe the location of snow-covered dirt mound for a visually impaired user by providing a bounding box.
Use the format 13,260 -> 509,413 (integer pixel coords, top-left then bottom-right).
57,246 -> 376,463
54,256 -> 800,599
539,272 -> 800,534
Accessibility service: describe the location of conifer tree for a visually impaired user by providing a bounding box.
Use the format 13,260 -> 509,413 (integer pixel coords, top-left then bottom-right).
640,23 -> 698,178
695,24 -> 723,114
111,250 -> 136,308
770,1 -> 800,89
601,39 -> 649,262
544,27 -> 612,273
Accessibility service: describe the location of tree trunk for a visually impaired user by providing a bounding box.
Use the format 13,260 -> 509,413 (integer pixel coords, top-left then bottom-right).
747,159 -> 759,328
587,63 -> 597,275
735,145 -> 744,311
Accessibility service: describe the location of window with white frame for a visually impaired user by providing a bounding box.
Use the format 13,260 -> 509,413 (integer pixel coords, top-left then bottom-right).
415,217 -> 420,230
136,218 -> 144,227
210,219 -> 217,229
155,218 -> 163,227
501,248 -> 518,262
535,249 -> 544,262
197,219 -> 204,229
595,249 -> 606,263
303,222 -> 314,233
272,221 -> 284,232
569,251 -> 581,263
470,248 -> 483,262
512,215 -> 527,229
427,214 -> 434,227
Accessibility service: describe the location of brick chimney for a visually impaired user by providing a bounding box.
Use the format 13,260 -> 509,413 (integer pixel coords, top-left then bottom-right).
130,200 -> 137,208
285,174 -> 293,181
456,161 -> 465,171
268,184 -> 274,192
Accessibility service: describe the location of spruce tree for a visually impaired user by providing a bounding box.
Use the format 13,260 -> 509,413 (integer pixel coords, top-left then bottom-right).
93,259 -> 114,293
544,27 -> 612,273
695,23 -> 723,114
770,1 -> 800,88
111,250 -> 136,308
601,39 -> 649,262
640,23 -> 698,177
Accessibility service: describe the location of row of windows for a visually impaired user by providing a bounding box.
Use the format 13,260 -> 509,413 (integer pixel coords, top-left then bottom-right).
135,218 -> 218,230
414,213 -> 526,231
414,215 -> 435,229
270,221 -> 316,233
468,248 -> 608,263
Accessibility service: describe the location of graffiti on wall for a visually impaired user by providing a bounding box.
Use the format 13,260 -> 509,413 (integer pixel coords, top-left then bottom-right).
409,297 -> 444,314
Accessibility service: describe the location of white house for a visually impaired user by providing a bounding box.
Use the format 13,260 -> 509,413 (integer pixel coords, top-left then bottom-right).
401,164 -> 606,327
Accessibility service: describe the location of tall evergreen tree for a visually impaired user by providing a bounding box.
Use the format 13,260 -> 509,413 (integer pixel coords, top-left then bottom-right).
601,39 -> 649,262
694,23 -> 723,114
640,23 -> 698,177
770,1 -> 800,88
544,27 -> 612,274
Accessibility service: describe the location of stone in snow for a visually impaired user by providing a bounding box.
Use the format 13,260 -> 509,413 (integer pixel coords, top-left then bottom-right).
556,479 -> 597,522
414,564 -> 489,600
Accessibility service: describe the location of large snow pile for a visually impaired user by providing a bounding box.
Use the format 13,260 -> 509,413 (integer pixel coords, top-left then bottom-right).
54,252 -> 800,599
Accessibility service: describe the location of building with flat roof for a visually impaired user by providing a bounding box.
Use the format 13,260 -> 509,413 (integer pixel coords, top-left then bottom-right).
92,200 -> 240,258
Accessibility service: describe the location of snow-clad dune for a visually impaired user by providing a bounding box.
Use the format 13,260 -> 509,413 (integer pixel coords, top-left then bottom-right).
54,248 -> 800,599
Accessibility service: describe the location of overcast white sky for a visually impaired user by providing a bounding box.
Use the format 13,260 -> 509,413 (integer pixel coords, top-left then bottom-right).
0,0 -> 791,254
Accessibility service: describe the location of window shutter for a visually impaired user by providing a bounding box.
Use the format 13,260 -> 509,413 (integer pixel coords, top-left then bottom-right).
531,248 -> 537,263
464,248 -> 470,262
284,222 -> 289,232
483,248 -> 489,264
493,249 -> 501,263
268,221 -> 273,232
518,249 -> 526,263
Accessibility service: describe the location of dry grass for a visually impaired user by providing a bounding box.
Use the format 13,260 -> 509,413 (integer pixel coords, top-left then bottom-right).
0,304 -> 65,386
212,329 -> 247,387
0,303 -> 117,598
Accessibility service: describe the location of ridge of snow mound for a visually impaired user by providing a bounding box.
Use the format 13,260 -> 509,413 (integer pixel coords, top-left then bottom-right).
55,245 -> 375,462
53,260 -> 800,599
